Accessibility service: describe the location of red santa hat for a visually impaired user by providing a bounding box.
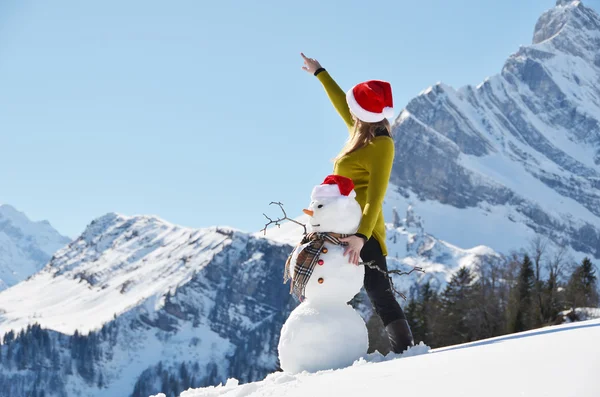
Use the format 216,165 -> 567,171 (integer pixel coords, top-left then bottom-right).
311,175 -> 356,200
346,80 -> 394,123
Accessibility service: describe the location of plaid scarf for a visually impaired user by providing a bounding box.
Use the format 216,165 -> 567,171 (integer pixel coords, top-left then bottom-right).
284,232 -> 351,300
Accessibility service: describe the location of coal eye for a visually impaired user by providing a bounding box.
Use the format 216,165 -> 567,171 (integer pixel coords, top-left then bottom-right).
317,204 -> 324,208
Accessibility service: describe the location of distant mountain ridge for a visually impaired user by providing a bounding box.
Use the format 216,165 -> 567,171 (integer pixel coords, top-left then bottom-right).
0,204 -> 70,290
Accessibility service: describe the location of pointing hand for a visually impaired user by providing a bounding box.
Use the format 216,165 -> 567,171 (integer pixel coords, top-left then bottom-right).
301,53 -> 322,74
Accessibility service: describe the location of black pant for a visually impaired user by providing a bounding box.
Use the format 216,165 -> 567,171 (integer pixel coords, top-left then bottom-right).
361,237 -> 406,326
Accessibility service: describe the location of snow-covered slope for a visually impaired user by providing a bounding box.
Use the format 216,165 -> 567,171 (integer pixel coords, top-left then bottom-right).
384,205 -> 501,292
0,204 -> 70,290
0,212 -> 239,335
162,319 -> 600,397
387,0 -> 600,260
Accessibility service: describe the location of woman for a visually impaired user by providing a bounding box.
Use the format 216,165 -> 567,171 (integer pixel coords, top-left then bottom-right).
300,53 -> 414,354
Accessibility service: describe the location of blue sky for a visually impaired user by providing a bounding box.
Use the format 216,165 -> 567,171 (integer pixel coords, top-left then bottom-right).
1,0 -> 598,238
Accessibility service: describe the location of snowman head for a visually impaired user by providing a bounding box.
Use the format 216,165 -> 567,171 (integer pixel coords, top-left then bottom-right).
303,175 -> 362,234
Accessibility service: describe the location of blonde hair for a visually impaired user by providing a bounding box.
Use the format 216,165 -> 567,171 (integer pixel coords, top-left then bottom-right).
334,118 -> 392,162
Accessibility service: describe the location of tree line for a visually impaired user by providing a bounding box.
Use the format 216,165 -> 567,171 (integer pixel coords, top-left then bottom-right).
405,239 -> 599,348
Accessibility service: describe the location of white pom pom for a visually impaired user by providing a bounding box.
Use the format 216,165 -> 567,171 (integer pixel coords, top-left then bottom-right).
383,106 -> 394,119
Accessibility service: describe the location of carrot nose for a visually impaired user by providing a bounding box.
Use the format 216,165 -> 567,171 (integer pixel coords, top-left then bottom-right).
303,209 -> 314,217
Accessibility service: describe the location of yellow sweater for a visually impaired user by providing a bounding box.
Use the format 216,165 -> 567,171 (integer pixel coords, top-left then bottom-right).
316,70 -> 394,256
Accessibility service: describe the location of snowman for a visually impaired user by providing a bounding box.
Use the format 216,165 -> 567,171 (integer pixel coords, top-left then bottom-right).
278,175 -> 368,374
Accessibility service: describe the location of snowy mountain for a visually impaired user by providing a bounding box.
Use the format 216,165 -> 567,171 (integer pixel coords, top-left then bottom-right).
0,204 -> 70,291
160,318 -> 600,397
386,0 -> 600,260
0,212 -> 297,396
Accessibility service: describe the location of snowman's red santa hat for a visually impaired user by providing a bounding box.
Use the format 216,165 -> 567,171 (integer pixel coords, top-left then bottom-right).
346,80 -> 394,123
311,175 -> 356,200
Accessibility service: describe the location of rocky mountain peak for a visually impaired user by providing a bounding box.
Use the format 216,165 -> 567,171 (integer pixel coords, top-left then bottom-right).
555,0 -> 580,6
533,0 -> 600,55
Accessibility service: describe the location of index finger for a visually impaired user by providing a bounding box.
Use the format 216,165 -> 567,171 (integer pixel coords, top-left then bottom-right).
300,52 -> 310,61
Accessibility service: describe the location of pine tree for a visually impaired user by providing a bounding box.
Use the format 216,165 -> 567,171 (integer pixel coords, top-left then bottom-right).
17,341 -> 28,370
540,268 -> 563,324
579,257 -> 598,305
51,348 -> 60,370
508,254 -> 535,333
169,374 -> 181,397
529,237 -> 549,327
420,282 -> 441,346
6,343 -> 13,370
3,330 -> 15,345
404,298 -> 422,344
566,257 -> 599,309
161,370 -> 170,394
180,362 -> 191,390
404,282 -> 442,347
62,356 -> 73,376
439,267 -> 475,346
470,277 -> 499,340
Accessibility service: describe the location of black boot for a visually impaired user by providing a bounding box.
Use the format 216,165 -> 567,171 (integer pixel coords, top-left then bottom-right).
385,319 -> 414,354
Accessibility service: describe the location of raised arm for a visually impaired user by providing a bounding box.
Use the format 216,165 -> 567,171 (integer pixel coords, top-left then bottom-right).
301,53 -> 355,131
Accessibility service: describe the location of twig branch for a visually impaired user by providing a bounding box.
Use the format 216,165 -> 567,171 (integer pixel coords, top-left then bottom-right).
359,260 -> 424,300
261,202 -> 307,235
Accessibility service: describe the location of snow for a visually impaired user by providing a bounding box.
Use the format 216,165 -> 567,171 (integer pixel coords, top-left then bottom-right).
561,307 -> 600,322
384,187 -> 522,257
157,319 -> 600,397
0,213 -> 235,336
459,149 -> 598,222
383,185 -> 590,269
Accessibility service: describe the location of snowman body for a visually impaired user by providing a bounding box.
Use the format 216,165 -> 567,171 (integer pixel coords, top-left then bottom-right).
278,176 -> 368,374
278,299 -> 367,374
